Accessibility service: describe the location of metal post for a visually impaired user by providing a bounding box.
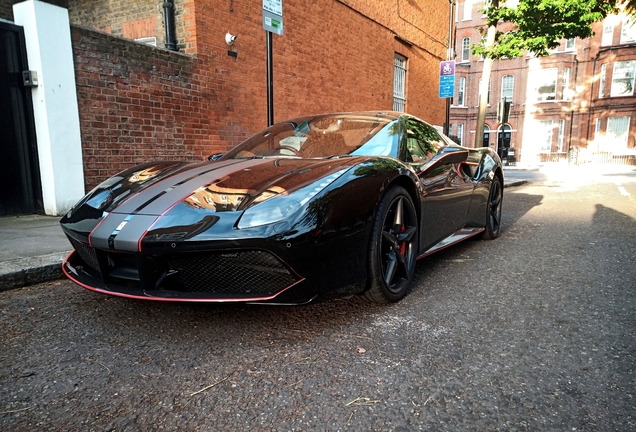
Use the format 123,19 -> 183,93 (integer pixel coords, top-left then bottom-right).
474,0 -> 498,148
266,31 -> 274,127
444,0 -> 455,136
474,24 -> 496,148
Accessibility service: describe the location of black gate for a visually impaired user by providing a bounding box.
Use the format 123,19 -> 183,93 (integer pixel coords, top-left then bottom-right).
0,21 -> 41,216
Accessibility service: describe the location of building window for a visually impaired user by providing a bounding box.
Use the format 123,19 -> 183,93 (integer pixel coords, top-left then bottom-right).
393,54 -> 407,111
478,78 -> 491,105
621,19 -> 636,44
599,64 -> 607,98
562,67 -> 571,100
557,119 -> 565,152
461,37 -> 471,62
135,37 -> 157,47
534,68 -> 558,101
610,60 -> 636,97
602,23 -> 614,46
463,0 -> 472,20
484,125 -> 490,146
501,75 -> 514,102
565,38 -> 575,51
606,116 -> 631,148
457,123 -> 464,145
595,118 -> 602,140
455,77 -> 466,106
538,120 -> 553,152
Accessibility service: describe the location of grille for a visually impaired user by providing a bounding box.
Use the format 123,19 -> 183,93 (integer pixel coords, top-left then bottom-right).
168,251 -> 299,297
68,236 -> 100,274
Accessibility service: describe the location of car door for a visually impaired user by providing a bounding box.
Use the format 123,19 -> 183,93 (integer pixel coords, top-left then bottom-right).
400,117 -> 474,251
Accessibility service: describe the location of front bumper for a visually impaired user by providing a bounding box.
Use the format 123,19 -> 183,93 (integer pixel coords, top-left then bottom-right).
62,242 -> 313,303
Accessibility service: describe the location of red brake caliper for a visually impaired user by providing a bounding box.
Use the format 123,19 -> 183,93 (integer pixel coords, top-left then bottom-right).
399,224 -> 406,255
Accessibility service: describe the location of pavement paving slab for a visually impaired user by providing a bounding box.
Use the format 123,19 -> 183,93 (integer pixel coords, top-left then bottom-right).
0,215 -> 71,292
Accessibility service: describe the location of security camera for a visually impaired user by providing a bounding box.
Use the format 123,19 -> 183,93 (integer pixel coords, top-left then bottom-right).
225,33 -> 237,46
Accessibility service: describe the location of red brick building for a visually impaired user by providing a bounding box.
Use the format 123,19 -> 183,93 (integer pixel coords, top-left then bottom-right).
449,0 -> 636,165
1,0 -> 452,213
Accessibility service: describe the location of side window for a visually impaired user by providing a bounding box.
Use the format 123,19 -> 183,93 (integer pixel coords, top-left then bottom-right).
402,118 -> 446,163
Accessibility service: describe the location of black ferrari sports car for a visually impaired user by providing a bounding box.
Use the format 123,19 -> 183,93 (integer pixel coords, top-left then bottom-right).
61,111 -> 503,304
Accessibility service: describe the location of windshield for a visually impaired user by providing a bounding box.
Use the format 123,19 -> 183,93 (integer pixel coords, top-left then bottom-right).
222,113 -> 398,159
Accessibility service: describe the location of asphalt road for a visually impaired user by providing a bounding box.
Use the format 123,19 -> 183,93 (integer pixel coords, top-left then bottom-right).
2,168 -> 635,431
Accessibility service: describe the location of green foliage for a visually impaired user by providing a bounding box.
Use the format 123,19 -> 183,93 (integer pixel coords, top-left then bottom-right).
473,0 -> 634,59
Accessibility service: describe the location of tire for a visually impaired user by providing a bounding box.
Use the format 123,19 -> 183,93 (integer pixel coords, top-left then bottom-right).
481,175 -> 503,240
361,186 -> 418,303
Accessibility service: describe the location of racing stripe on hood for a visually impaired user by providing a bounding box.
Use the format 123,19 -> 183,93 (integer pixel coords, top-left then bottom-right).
89,158 -> 271,252
111,159 -> 240,215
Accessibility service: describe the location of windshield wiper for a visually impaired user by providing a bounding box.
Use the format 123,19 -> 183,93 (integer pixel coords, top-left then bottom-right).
324,154 -> 354,159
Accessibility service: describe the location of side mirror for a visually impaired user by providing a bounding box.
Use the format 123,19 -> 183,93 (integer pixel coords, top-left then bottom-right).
437,147 -> 469,165
208,153 -> 223,161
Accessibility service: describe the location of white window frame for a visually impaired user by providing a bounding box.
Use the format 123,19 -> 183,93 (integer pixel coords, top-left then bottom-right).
557,119 -> 565,152
610,60 -> 636,97
478,78 -> 491,106
602,23 -> 614,46
457,123 -> 464,145
565,38 -> 575,51
455,76 -> 466,106
393,54 -> 407,112
135,37 -> 157,47
562,67 -> 571,100
606,116 -> 631,148
535,68 -> 558,102
538,120 -> 553,152
595,118 -> 602,139
461,37 -> 471,62
599,64 -> 607,98
506,0 -> 519,8
463,0 -> 472,20
501,75 -> 514,102
621,19 -> 636,44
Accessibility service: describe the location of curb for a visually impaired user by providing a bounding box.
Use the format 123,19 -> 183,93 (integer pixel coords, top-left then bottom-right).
504,179 -> 528,188
1,180 -> 529,293
0,252 -> 70,293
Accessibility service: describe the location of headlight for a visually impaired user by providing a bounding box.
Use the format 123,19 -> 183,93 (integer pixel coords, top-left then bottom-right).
237,168 -> 349,229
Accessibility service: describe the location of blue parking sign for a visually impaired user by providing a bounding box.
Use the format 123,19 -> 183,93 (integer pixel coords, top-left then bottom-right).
439,60 -> 455,99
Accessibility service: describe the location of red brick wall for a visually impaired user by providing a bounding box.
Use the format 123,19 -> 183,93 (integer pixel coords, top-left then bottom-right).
71,26 -> 220,190
189,0 -> 448,132
0,0 -> 13,20
72,0 -> 449,191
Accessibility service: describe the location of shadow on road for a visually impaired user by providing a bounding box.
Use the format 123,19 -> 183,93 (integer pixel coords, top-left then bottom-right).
30,190 -> 549,350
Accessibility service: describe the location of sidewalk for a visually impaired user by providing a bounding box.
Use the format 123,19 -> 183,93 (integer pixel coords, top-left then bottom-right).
0,214 -> 71,292
0,175 -> 529,292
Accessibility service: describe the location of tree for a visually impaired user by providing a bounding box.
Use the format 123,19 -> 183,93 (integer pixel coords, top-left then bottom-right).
470,0 -> 635,148
474,0 -> 635,59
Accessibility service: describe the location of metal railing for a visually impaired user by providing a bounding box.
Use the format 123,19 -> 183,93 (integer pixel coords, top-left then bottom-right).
568,148 -> 636,166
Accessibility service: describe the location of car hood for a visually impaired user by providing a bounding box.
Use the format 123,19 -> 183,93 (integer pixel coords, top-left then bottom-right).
61,157 -> 361,249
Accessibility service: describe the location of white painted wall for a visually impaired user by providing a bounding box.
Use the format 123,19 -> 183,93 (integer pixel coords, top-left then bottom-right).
13,0 -> 85,216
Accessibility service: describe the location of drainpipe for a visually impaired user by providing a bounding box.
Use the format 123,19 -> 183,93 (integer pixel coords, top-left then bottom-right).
585,50 -> 601,157
567,55 -> 578,162
163,1 -> 178,51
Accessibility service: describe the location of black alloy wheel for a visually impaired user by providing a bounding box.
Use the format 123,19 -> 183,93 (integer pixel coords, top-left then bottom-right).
481,175 -> 503,240
362,186 -> 418,303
